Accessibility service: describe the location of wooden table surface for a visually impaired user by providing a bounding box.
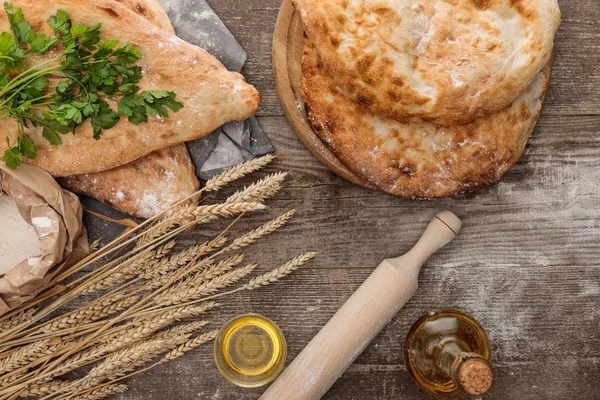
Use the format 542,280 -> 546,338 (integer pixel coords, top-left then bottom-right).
117,1 -> 600,399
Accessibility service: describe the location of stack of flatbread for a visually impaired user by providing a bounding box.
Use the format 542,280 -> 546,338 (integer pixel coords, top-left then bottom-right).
0,0 -> 261,217
294,0 -> 561,198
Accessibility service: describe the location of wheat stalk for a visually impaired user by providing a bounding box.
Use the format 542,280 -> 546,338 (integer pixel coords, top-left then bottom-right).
158,330 -> 218,365
67,330 -> 218,400
26,380 -> 73,397
132,253 -> 317,319
154,264 -> 257,307
78,339 -> 169,391
0,308 -> 37,334
41,294 -> 138,333
190,254 -> 246,284
225,172 -> 288,204
204,154 -> 275,192
77,327 -> 197,394
223,210 -> 296,252
142,236 -> 227,282
176,202 -> 266,227
151,254 -> 245,291
70,384 -> 128,400
0,340 -> 55,374
0,157 -> 321,400
153,321 -> 209,341
84,241 -> 176,294
244,252 -> 318,290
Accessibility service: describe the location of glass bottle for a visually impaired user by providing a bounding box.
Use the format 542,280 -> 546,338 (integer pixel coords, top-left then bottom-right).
404,310 -> 493,397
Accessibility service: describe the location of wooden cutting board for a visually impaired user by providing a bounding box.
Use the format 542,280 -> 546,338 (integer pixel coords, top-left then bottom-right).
272,0 -> 377,190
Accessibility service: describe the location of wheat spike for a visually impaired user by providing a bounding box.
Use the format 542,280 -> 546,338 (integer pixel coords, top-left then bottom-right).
41,294 -> 138,333
26,380 -> 73,396
243,252 -> 317,290
89,239 -> 103,253
126,302 -> 219,339
159,330 -> 218,364
204,154 -> 275,192
191,254 -> 246,283
154,264 -> 257,307
0,339 -> 56,374
81,327 -> 196,391
46,305 -> 214,381
84,241 -> 176,294
177,202 -> 266,226
78,339 -> 169,390
142,236 -> 227,282
0,308 -> 38,334
224,210 -> 296,252
225,172 -> 288,204
153,254 -> 245,290
151,254 -> 245,290
153,321 -> 209,341
71,384 -> 129,400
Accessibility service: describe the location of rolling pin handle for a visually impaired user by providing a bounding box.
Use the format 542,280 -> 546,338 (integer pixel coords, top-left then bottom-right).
391,211 -> 462,271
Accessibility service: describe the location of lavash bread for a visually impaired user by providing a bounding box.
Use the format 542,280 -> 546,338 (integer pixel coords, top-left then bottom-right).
59,0 -> 200,219
303,43 -> 551,198
295,0 -> 560,125
60,144 -> 199,218
0,0 -> 261,177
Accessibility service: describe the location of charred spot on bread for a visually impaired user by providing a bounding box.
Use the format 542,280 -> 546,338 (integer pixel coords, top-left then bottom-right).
357,94 -> 372,105
471,0 -> 492,9
135,3 -> 147,15
98,7 -> 120,18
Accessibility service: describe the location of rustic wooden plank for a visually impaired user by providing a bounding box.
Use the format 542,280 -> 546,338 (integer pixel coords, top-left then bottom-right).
207,0 -> 600,117
109,0 -> 600,398
171,114 -> 600,271
114,265 -> 599,400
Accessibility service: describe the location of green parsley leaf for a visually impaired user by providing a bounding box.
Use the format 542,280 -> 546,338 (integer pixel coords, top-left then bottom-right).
1,3 -> 183,169
30,32 -> 58,55
91,101 -> 119,139
2,143 -> 21,168
0,31 -> 25,71
3,2 -> 23,27
22,76 -> 48,99
13,21 -> 33,44
47,9 -> 71,36
19,135 -> 37,159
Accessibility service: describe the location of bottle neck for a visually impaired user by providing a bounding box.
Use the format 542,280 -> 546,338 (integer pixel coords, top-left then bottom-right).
434,337 -> 493,396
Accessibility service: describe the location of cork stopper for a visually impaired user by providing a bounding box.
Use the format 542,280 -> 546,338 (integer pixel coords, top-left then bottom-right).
456,357 -> 493,396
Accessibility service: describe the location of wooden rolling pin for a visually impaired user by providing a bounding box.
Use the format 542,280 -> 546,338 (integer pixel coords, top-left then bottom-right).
261,211 -> 462,400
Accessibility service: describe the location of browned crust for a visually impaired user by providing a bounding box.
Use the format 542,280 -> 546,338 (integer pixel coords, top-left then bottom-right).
295,0 -> 560,125
302,40 -> 551,198
0,0 -> 261,177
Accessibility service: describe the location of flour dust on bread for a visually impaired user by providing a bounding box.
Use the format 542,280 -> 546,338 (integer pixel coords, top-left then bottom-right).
295,0 -> 560,125
302,43 -> 551,198
60,0 -> 199,219
0,0 -> 261,177
60,145 -> 198,218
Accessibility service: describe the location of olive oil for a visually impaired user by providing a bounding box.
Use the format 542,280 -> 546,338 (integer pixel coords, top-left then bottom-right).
214,314 -> 287,387
404,310 -> 493,397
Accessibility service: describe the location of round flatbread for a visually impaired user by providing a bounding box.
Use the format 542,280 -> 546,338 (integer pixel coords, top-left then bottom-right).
302,42 -> 551,198
295,0 -> 559,125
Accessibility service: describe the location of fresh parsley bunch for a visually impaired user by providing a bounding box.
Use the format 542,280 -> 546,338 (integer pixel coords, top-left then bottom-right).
0,2 -> 183,169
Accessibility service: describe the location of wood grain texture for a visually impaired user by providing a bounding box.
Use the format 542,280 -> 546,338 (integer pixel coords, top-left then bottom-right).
106,0 -> 600,398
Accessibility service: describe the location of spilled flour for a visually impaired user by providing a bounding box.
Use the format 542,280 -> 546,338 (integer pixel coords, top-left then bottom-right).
0,194 -> 42,274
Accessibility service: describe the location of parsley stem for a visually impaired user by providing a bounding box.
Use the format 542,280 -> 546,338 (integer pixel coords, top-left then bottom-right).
0,56 -> 63,97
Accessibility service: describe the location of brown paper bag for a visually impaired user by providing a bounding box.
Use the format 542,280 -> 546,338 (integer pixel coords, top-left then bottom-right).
0,163 -> 89,315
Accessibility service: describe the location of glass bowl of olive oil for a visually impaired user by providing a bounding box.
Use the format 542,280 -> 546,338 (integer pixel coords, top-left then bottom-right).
214,314 -> 287,387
